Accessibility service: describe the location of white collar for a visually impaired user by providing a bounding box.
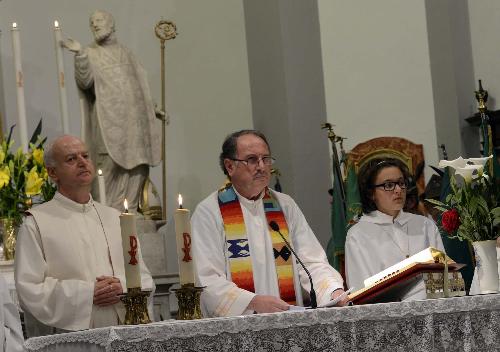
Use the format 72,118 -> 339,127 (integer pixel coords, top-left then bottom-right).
361,210 -> 411,226
233,187 -> 265,207
54,192 -> 94,213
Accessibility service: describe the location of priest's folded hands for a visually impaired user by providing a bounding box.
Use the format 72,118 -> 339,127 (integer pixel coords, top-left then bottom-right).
93,276 -> 123,306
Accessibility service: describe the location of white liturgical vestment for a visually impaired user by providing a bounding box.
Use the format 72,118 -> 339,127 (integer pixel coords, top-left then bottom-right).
15,192 -> 153,336
345,210 -> 445,301
0,275 -> 23,352
191,189 -> 344,317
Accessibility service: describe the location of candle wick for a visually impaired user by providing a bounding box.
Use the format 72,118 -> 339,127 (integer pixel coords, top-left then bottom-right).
124,208 -> 129,214
179,205 -> 183,209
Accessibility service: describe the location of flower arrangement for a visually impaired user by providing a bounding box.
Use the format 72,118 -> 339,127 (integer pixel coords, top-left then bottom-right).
0,127 -> 56,225
427,156 -> 500,242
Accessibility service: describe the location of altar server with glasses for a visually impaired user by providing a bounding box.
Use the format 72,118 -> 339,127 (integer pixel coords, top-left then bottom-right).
191,129 -> 348,317
345,158 -> 445,300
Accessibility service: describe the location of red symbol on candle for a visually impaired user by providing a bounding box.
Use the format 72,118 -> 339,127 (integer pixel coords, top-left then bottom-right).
182,232 -> 192,262
128,236 -> 138,265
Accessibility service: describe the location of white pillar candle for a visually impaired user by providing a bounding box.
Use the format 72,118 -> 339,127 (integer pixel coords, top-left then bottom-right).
174,194 -> 195,285
0,29 -> 4,138
119,199 -> 142,289
53,20 -> 69,134
11,23 -> 28,151
97,169 -> 107,205
79,97 -> 86,140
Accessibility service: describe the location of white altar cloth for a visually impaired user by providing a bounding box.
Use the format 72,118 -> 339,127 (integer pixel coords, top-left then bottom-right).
25,294 -> 500,352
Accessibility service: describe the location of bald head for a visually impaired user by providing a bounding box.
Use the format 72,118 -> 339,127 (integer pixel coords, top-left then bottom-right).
45,135 -> 94,183
45,135 -> 95,202
44,135 -> 84,167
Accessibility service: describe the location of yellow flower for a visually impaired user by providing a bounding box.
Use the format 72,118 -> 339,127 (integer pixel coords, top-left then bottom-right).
0,166 -> 10,189
0,149 -> 5,165
32,148 -> 44,166
25,167 -> 44,196
15,147 -> 23,160
40,167 -> 48,180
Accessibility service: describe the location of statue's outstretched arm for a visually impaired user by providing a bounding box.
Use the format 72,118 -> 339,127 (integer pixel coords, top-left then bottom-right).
63,38 -> 93,90
61,38 -> 82,55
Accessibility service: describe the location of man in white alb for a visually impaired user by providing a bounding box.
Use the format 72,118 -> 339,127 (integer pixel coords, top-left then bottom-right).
14,135 -> 153,337
191,130 -> 347,317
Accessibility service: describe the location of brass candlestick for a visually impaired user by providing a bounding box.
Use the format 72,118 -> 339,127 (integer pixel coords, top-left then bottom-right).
120,287 -> 152,325
474,79 -> 494,175
173,283 -> 204,320
474,79 -> 488,114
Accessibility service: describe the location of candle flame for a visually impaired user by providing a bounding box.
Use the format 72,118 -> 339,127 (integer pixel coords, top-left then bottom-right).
124,199 -> 129,212
178,194 -> 183,207
54,20 -> 60,28
98,169 -> 103,176
12,23 -> 17,29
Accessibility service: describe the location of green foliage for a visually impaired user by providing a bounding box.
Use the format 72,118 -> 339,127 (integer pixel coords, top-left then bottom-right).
0,127 -> 55,225
429,164 -> 500,242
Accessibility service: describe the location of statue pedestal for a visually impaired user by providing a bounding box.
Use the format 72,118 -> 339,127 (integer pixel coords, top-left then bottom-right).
137,219 -> 179,321
152,273 -> 180,320
137,219 -> 167,275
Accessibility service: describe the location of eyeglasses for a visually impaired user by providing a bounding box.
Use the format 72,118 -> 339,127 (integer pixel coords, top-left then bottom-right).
372,180 -> 408,191
231,156 -> 276,167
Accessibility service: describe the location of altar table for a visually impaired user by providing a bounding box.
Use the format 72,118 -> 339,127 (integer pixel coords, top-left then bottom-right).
24,294 -> 500,352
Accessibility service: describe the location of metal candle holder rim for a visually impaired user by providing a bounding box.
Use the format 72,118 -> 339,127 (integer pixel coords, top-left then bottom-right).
171,285 -> 206,292
119,287 -> 152,297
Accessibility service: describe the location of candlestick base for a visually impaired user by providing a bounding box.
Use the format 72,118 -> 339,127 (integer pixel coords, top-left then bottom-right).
173,283 -> 204,320
120,287 -> 152,325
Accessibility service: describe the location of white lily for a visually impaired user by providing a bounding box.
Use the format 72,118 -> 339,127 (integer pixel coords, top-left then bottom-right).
438,156 -> 467,170
454,164 -> 483,183
466,155 -> 492,178
467,155 -> 492,167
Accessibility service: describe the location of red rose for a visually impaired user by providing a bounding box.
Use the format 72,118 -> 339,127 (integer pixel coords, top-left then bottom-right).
441,208 -> 461,233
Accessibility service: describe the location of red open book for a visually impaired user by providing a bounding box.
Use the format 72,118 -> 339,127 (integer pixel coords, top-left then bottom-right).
348,247 -> 465,305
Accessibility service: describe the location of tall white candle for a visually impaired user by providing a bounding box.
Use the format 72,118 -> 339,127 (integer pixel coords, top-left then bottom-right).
79,97 -> 86,140
0,29 -> 2,137
97,169 -> 107,205
174,194 -> 195,285
11,23 -> 28,151
119,199 -> 142,288
53,20 -> 69,134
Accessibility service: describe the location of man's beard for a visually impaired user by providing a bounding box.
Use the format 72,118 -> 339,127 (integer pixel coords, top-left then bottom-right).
93,28 -> 112,43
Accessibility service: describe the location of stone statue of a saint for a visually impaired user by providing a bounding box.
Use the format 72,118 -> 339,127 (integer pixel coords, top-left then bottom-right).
63,10 -> 161,212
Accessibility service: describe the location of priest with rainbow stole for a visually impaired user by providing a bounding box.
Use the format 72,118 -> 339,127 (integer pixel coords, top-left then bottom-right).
191,130 -> 347,317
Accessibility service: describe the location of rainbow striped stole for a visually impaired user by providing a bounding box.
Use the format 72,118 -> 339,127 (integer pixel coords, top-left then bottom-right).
218,185 -> 297,304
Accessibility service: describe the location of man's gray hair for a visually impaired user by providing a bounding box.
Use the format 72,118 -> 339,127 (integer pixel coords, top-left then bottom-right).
43,139 -> 57,168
